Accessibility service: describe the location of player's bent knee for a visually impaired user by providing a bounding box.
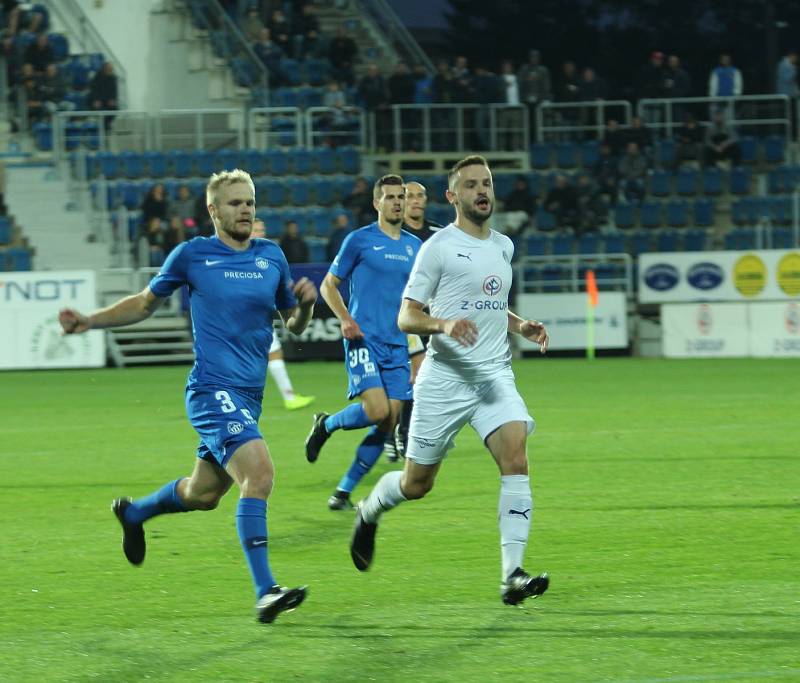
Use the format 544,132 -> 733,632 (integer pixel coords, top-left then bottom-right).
401,477 -> 434,500
364,402 -> 390,424
239,472 -> 274,499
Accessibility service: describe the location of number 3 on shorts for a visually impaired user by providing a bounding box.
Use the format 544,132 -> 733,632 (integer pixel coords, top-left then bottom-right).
215,390 -> 237,413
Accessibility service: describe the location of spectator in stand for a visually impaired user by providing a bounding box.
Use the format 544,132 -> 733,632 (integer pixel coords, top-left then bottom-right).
703,110 -> 741,167
593,142 -> 620,205
776,50 -> 798,97
602,119 -> 625,157
192,192 -> 214,237
241,7 -> 265,43
472,65 -> 502,149
637,51 -> 667,125
708,53 -> 742,116
622,116 -> 653,158
577,67 -> 608,101
618,141 -> 648,203
23,33 -> 54,75
664,55 -> 691,98
412,64 -> 433,104
292,3 -> 321,59
21,74 -> 46,125
328,26 -> 357,86
517,49 -> 551,135
544,174 -> 579,229
387,62 -> 415,104
40,63 -> 73,115
674,114 -> 704,168
140,184 -> 182,266
575,174 -> 604,233
88,62 -> 118,131
326,212 -> 351,262
450,55 -> 474,103
279,220 -> 310,264
500,175 -> 536,234
498,60 -> 523,151
142,183 -> 169,228
342,177 -> 374,226
171,184 -> 196,239
1,0 -> 22,34
433,59 -> 455,103
268,8 -> 292,57
357,63 -> 387,110
555,61 -> 581,135
322,80 -> 354,137
253,27 -> 285,87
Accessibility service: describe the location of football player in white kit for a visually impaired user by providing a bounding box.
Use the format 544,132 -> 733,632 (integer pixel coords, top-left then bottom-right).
350,155 -> 551,606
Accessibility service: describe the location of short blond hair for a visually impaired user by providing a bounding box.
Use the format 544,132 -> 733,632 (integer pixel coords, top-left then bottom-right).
206,169 -> 255,207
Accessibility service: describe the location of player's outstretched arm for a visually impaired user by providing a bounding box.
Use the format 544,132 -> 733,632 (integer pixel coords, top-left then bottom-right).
398,298 -> 478,347
507,310 -> 549,354
282,276 -> 317,335
320,272 -> 363,339
59,287 -> 163,335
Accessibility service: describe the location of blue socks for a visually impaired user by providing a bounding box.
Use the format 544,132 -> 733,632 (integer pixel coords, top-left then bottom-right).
325,403 -> 371,433
337,427 -> 388,493
124,478 -> 187,525
236,498 -> 276,599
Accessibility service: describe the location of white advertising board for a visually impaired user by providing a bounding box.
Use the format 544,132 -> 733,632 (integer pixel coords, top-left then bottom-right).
0,270 -> 105,369
639,249 -> 800,303
748,301 -> 800,357
662,303 -> 749,358
516,293 -> 628,351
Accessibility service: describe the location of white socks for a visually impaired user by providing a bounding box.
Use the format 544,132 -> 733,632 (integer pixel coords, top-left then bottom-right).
360,470 -> 407,523
268,359 -> 294,401
498,474 -> 532,581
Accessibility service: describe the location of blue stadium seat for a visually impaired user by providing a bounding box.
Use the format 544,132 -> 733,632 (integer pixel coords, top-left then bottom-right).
580,140 -> 599,167
535,208 -> 557,231
287,178 -> 311,205
530,143 -> 552,170
666,199 -> 689,228
144,151 -> 167,178
675,168 -> 698,196
577,233 -> 599,255
739,136 -> 758,164
764,135 -> 785,164
656,229 -> 679,252
768,196 -> 792,225
96,151 -> 119,179
492,174 -> 516,200
640,200 -> 662,229
613,204 -> 636,230
48,33 -> 68,61
526,172 -> 541,197
603,233 -> 625,254
630,231 -> 652,256
525,234 -> 547,256
731,198 -> 753,226
649,169 -> 671,197
231,58 -> 257,88
701,168 -> 723,195
767,167 -> 788,194
121,182 -> 142,210
0,216 -> 11,244
261,179 -> 287,206
551,233 -> 574,255
120,151 -> 144,179
298,86 -> 323,108
65,91 -> 87,112
266,149 -> 289,176
312,177 -> 336,205
428,204 -> 454,226
271,87 -> 298,108
304,58 -> 329,86
427,175 -> 449,204
556,142 -> 578,168
281,58 -> 302,86
335,147 -> 360,174
290,148 -> 313,175
7,247 -> 32,271
210,30 -> 231,60
308,207 -> 333,237
215,149 -> 241,172
32,122 -> 52,151
693,198 -> 715,227
169,150 -> 192,178
729,166 -> 751,195
242,149 -> 267,176
312,148 -> 336,174
194,150 -> 215,177
724,227 -> 756,251
308,239 -> 327,263
770,226 -> 793,249
656,139 -> 676,167
684,229 -> 708,251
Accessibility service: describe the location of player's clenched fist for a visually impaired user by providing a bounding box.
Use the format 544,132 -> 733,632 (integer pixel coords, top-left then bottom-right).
59,308 -> 90,335
443,318 -> 478,347
520,319 -> 549,354
292,277 -> 318,306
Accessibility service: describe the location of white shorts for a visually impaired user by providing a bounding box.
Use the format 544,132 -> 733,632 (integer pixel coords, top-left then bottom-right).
269,336 -> 282,354
406,365 -> 534,466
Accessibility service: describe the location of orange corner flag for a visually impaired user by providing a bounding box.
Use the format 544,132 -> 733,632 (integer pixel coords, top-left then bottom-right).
586,269 -> 599,307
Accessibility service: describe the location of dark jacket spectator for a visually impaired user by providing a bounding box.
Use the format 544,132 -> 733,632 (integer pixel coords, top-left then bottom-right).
268,9 -> 292,56
253,28 -> 285,86
23,33 -> 54,74
326,213 -> 352,261
544,175 -> 579,228
517,49 -> 551,106
504,176 -> 537,214
575,174 -> 605,232
602,120 -> 626,157
675,115 -> 704,166
578,67 -> 608,100
664,55 -> 691,98
433,60 -> 456,103
142,184 -> 169,225
618,142 -> 648,202
387,62 -> 416,104
704,111 -> 741,166
450,55 -> 474,103
592,143 -> 620,201
555,61 -> 581,103
328,27 -> 357,85
279,221 -> 310,263
637,51 -> 667,99
357,64 -> 387,110
241,8 -> 264,43
622,117 -> 652,155
342,177 -> 374,226
193,195 -> 214,237
88,62 -> 118,110
39,63 -> 68,109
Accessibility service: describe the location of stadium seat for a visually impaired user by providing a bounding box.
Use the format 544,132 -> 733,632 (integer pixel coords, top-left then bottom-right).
48,33 -> 68,61
525,234 -> 547,256
32,122 -> 52,151
649,169 -> 671,197
739,136 -> 758,164
630,231 -> 652,256
308,207 -> 333,237
683,228 -> 708,251
764,135 -> 786,164
120,151 -> 145,179
701,168 -> 723,195
169,150 -> 192,178
602,233 -> 625,254
640,200 -> 662,229
580,140 -> 600,167
729,166 -> 751,195
304,58 -> 329,87
535,208 -> 557,231
577,233 -> 599,255
0,216 -> 11,244
767,196 -> 792,226
526,172 -> 541,197
290,148 -> 313,175
194,150 -> 215,177
261,179 -> 287,207
655,139 -> 676,167
552,233 -> 574,255
492,174 -> 516,200
666,199 -> 689,228
693,198 -> 715,227
336,147 -> 360,174
242,149 -> 267,176
144,151 -> 167,178
7,247 -> 32,271
542,264 -> 568,292
308,239 -> 327,263
266,149 -> 289,176
96,151 -> 119,179
312,177 -> 336,206
724,227 -> 756,251
530,143 -> 552,170
656,229 -> 679,252
287,178 -> 311,205
675,168 -> 698,196
770,226 -> 793,249
521,265 -> 541,292
312,148 -> 336,175
215,149 -> 241,172
556,142 -> 578,168
428,204 -> 454,226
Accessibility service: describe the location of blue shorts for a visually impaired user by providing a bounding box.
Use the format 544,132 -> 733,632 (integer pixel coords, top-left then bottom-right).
343,338 -> 412,401
185,386 -> 264,468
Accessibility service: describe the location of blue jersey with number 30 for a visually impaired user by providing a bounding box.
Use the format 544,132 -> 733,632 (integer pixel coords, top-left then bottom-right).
330,223 -> 421,346
149,236 -> 296,392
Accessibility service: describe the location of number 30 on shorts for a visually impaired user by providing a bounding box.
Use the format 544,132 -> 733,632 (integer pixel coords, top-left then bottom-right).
214,390 -> 254,422
348,347 -> 376,374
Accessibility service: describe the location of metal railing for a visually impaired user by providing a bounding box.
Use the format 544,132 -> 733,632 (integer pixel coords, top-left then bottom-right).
637,95 -> 791,141
305,106 -> 366,148
154,109 -> 245,150
248,107 -> 304,148
536,100 -> 633,142
40,0 -> 128,108
368,103 -> 529,153
354,0 -> 435,74
515,253 -> 634,296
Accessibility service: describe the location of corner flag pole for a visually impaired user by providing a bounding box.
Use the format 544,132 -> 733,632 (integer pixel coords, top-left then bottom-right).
586,269 -> 598,360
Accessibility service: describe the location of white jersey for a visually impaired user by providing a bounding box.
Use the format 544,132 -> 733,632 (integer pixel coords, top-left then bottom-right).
403,223 -> 514,382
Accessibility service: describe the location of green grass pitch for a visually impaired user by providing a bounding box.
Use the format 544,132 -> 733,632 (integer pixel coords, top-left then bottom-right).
1,358 -> 799,683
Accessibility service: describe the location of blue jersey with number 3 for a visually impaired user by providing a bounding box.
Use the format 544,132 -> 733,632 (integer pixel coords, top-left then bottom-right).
329,222 -> 421,346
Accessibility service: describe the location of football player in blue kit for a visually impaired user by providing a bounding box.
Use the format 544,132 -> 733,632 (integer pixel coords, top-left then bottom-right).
304,174 -> 421,510
58,170 -> 318,624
